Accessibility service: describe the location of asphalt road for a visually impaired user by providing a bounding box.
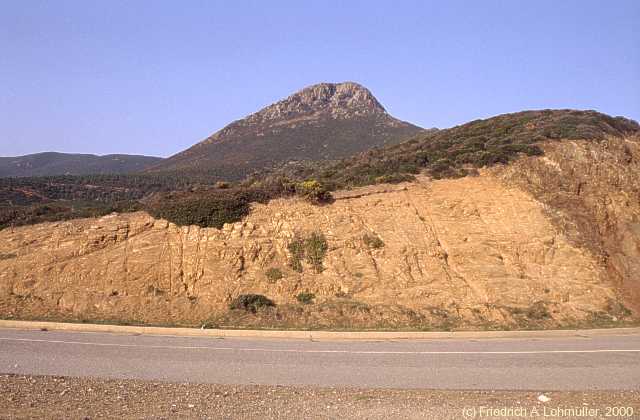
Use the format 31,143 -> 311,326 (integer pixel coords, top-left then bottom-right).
1,328 -> 639,390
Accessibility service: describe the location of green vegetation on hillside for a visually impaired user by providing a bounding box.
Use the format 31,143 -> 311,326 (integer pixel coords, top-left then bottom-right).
264,267 -> 284,282
0,200 -> 143,230
296,292 -> 315,304
229,294 -> 275,313
304,232 -> 329,273
0,152 -> 163,178
286,232 -> 329,273
294,180 -> 333,204
287,109 -> 639,189
287,235 -> 306,272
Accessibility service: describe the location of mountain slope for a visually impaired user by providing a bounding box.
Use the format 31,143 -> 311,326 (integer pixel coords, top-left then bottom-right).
285,109 -> 640,188
147,82 -> 424,177
0,152 -> 163,178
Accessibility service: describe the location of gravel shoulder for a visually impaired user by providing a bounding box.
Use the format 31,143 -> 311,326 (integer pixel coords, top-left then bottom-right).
1,374 -> 639,419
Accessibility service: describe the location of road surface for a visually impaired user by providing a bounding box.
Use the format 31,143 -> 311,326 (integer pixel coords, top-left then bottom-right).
1,328 -> 639,390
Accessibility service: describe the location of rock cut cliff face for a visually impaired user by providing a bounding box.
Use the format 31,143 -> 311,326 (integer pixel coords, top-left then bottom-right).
2,137 -> 638,330
496,135 -> 640,313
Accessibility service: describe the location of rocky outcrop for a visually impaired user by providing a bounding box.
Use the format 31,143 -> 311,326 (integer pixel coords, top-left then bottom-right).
1,155 -> 634,329
241,82 -> 388,124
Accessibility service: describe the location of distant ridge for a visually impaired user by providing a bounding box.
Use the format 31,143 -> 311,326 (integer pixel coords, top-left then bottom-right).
147,82 -> 426,178
0,152 -> 163,177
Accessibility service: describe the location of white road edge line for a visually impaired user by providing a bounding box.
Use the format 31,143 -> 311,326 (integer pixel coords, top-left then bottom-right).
1,337 -> 639,355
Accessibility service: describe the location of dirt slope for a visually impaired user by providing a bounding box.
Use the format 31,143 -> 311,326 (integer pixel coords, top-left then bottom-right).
2,138 -> 638,329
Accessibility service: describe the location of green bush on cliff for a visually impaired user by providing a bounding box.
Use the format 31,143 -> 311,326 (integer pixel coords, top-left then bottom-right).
304,232 -> 328,273
374,173 -> 415,184
287,235 -> 306,272
229,294 -> 275,313
296,292 -> 315,304
526,301 -> 550,320
0,200 -> 142,231
139,177 -> 299,229
265,267 -> 284,282
295,179 -> 333,204
146,193 -> 250,229
287,231 -> 329,273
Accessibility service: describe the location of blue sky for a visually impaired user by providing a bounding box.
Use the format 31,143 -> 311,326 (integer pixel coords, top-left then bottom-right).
1,0 -> 638,157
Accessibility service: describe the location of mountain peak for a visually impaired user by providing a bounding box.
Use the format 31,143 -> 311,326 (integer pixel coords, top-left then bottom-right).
290,81 -> 386,113
244,82 -> 387,125
148,82 -> 423,176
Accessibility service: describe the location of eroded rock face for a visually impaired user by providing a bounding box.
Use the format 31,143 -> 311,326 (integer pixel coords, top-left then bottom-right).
495,135 -> 640,312
0,161 -> 632,329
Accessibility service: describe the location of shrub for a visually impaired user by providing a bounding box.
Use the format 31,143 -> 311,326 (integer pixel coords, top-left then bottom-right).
362,233 -> 384,249
374,173 -> 415,184
214,181 -> 230,189
296,292 -> 315,304
0,200 -> 142,231
304,232 -> 328,273
145,191 -> 251,229
429,158 -> 454,178
287,235 -> 305,272
265,267 -> 283,282
606,299 -> 632,318
142,179 -> 300,230
295,180 -> 333,204
526,301 -> 550,320
229,294 -> 275,313
287,231 -> 329,273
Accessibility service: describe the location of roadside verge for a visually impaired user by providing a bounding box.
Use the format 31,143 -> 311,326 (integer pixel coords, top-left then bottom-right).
1,319 -> 639,340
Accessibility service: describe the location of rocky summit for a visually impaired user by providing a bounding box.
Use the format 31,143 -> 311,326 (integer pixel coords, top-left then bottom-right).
240,82 -> 388,123
146,82 -> 424,177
